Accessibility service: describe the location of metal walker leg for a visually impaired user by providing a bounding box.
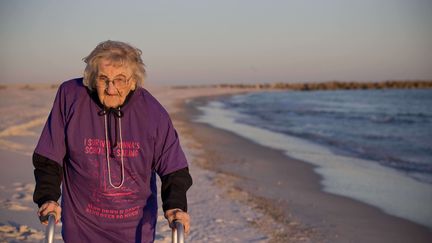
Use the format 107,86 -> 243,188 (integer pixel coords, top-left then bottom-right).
172,221 -> 185,243
45,213 -> 56,243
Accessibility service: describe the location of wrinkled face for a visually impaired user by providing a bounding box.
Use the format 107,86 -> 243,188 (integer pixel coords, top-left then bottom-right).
96,59 -> 136,108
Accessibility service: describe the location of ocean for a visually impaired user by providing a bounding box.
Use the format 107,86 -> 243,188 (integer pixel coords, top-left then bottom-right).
194,88 -> 432,228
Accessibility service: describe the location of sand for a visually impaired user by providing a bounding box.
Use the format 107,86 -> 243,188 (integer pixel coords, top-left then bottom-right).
1,83 -> 431,242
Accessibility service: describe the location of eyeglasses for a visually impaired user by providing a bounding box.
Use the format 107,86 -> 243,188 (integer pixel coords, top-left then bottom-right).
96,75 -> 132,89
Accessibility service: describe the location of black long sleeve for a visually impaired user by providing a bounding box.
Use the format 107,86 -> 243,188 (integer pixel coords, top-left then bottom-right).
33,152 -> 63,207
161,167 -> 193,212
33,152 -> 192,211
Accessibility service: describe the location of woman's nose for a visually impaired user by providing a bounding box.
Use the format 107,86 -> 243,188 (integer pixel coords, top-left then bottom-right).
105,81 -> 118,95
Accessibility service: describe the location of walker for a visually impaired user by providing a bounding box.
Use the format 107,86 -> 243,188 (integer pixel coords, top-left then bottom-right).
45,215 -> 185,243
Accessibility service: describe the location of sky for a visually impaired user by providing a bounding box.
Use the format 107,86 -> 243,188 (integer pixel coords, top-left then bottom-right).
1,0 -> 431,85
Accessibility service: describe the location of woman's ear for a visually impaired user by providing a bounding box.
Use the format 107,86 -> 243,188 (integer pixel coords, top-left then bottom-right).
131,80 -> 137,91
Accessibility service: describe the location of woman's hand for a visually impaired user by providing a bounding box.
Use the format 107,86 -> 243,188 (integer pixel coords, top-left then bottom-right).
164,208 -> 190,235
38,200 -> 61,225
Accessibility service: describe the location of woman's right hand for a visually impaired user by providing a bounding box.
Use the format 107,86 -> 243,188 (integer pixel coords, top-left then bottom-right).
38,200 -> 62,225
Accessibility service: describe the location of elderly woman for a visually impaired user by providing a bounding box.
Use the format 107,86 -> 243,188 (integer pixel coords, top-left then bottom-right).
33,40 -> 192,242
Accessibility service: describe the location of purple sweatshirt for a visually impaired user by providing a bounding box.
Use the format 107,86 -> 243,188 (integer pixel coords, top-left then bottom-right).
34,78 -> 189,242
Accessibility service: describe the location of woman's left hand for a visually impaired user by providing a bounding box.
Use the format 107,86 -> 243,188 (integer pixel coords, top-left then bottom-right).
164,208 -> 190,235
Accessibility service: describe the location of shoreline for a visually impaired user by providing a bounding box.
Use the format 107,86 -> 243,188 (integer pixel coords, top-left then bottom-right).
191,89 -> 432,229
179,93 -> 432,242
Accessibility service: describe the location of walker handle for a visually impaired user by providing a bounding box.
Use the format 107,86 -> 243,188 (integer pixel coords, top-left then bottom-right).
45,212 -> 56,243
172,220 -> 185,243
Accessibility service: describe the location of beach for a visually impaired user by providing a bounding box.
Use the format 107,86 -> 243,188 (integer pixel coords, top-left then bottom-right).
158,87 -> 432,242
1,83 -> 431,242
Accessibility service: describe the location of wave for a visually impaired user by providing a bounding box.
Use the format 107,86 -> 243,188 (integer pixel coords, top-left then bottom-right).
236,120 -> 432,177
248,109 -> 432,125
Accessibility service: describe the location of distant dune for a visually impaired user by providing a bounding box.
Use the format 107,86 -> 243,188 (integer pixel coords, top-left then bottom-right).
173,80 -> 432,91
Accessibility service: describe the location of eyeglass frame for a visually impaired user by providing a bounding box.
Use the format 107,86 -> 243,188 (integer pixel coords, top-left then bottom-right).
95,74 -> 133,89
